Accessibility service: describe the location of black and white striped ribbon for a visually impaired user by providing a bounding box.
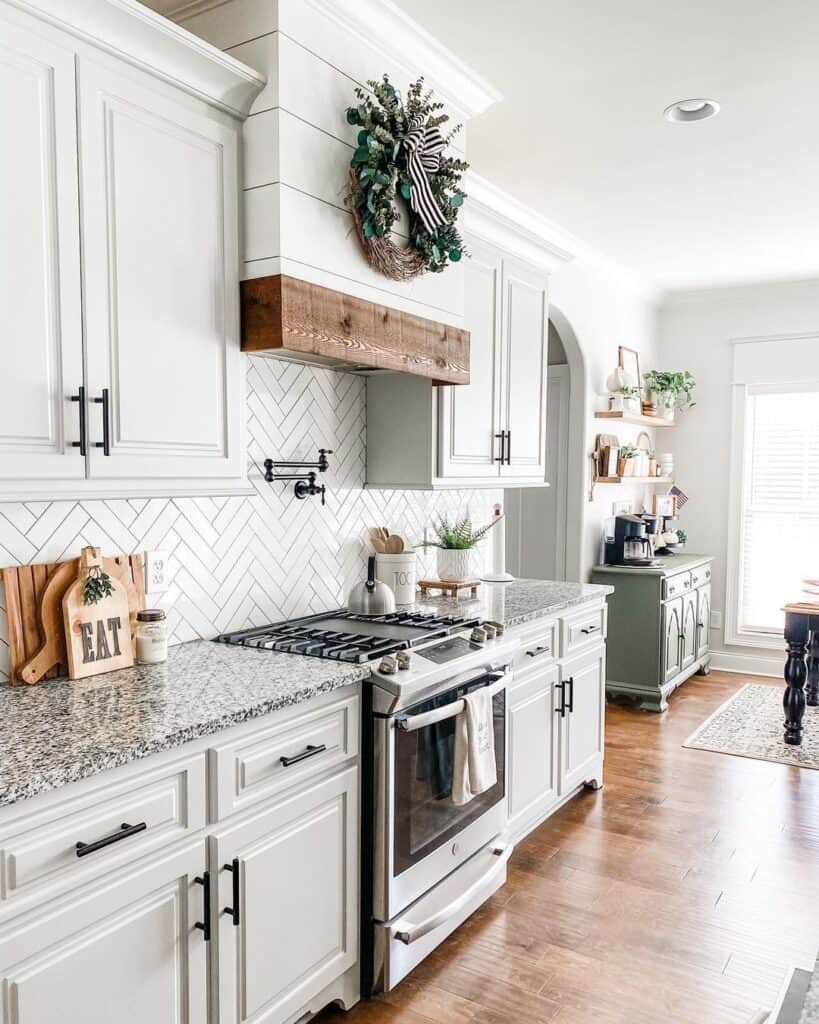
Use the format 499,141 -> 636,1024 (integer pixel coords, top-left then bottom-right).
403,114 -> 447,235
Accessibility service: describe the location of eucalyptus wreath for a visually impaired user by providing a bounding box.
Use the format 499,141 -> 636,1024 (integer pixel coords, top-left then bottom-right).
345,75 -> 468,280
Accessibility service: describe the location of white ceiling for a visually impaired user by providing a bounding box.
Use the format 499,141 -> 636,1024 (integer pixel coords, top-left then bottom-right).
391,0 -> 819,293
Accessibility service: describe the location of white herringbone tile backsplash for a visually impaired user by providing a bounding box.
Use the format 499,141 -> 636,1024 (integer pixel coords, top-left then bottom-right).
0,358 -> 500,681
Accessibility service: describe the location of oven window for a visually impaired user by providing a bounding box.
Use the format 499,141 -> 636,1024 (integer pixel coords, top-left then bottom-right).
393,680 -> 505,876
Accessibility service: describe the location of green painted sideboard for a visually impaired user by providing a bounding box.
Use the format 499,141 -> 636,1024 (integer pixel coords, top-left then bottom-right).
591,554 -> 714,712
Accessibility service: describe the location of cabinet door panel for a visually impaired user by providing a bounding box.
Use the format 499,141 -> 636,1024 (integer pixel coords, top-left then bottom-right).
681,591 -> 697,670
662,598 -> 683,683
78,58 -> 242,480
0,840 -> 207,1024
499,257 -> 547,480
560,650 -> 604,794
215,768 -> 358,1024
508,664 -> 559,833
696,584 -> 711,660
0,20 -> 84,484
438,239 -> 501,478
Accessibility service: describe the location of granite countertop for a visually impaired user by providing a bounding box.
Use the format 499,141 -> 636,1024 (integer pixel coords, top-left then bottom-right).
408,578 -> 613,629
802,960 -> 819,1024
0,578 -> 611,810
0,641 -> 369,809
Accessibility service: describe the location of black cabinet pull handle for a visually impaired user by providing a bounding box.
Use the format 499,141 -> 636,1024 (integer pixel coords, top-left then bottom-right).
194,872 -> 211,941
565,676 -> 574,713
555,681 -> 565,718
222,858 -> 240,926
494,432 -> 505,463
75,821 -> 146,858
93,388 -> 111,456
280,743 -> 326,768
505,430 -> 512,465
526,644 -> 551,659
70,386 -> 87,456
580,625 -> 599,635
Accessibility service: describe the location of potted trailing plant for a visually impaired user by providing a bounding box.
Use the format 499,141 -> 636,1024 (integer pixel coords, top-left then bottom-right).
642,371 -> 696,421
428,512 -> 500,582
617,444 -> 637,477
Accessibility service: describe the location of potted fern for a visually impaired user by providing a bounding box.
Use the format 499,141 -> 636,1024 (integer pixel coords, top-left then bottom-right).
428,513 -> 501,582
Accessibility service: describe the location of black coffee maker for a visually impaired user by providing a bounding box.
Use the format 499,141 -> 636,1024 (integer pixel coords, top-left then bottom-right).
605,514 -> 658,567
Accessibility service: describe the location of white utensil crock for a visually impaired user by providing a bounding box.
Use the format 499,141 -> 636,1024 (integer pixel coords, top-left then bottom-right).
375,551 -> 417,604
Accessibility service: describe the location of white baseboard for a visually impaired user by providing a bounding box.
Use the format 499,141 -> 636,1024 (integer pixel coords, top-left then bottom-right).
710,649 -> 784,678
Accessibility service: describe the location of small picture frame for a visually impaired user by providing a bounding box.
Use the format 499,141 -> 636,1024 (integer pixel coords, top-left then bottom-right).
618,346 -> 641,390
652,494 -> 677,517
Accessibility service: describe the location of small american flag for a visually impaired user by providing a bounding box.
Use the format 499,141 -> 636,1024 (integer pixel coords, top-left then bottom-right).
668,485 -> 689,508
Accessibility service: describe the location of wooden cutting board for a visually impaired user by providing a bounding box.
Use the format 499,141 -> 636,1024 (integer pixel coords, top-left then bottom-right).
2,553 -> 145,685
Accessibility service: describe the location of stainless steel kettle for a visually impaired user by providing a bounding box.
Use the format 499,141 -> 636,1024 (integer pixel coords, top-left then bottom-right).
347,555 -> 396,615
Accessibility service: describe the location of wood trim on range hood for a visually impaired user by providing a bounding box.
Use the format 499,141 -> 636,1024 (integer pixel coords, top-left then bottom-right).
240,275 -> 470,385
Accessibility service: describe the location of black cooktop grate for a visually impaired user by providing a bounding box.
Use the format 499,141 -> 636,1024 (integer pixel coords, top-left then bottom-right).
215,609 -> 480,664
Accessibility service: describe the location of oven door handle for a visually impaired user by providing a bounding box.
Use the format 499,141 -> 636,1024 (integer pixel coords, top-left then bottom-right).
391,843 -> 514,945
394,671 -> 510,733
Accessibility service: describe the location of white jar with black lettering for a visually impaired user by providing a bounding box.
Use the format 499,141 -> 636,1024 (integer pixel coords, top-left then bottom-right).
135,609 -> 168,664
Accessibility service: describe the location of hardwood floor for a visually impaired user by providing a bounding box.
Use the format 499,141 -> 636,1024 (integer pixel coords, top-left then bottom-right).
324,671 -> 819,1024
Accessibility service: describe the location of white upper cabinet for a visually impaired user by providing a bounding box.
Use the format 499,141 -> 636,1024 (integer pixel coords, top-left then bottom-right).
0,0 -> 263,499
78,58 -> 242,482
0,20 -> 84,482
499,257 -> 548,480
438,240 -> 502,479
367,236 -> 549,489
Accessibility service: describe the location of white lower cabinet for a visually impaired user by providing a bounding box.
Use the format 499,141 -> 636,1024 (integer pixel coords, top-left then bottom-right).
0,839 -> 208,1024
507,663 -> 560,836
506,606 -> 607,841
558,648 -> 605,795
213,767 -> 359,1024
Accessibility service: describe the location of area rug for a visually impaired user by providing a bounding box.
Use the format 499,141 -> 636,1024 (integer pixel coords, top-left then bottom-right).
683,684 -> 819,770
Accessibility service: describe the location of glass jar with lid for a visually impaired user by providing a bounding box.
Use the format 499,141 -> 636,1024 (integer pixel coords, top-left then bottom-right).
135,609 -> 168,664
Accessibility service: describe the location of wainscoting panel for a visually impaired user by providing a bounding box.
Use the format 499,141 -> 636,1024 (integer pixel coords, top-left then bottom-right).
0,358 -> 499,681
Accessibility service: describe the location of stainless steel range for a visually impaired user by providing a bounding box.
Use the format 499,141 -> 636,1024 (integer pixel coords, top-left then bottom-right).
217,609 -> 518,995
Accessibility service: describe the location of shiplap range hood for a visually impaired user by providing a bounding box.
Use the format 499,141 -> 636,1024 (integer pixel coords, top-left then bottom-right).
164,0 -> 502,384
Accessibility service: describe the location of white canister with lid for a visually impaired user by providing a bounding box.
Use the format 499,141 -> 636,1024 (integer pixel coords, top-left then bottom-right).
135,608 -> 168,664
375,551 -> 417,605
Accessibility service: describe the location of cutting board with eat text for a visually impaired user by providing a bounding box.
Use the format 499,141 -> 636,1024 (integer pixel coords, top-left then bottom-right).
1,552 -> 144,684
62,548 -> 134,679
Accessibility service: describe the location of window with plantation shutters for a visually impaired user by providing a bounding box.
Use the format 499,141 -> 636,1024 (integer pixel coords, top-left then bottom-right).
737,383 -> 819,636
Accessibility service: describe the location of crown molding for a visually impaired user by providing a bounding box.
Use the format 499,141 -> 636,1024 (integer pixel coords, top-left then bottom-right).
303,0 -> 502,120
463,172 -> 577,272
4,0 -> 265,117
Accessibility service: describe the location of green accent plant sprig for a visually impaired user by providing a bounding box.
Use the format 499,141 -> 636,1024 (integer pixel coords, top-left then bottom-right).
83,565 -> 114,605
345,75 -> 468,276
643,370 -> 697,411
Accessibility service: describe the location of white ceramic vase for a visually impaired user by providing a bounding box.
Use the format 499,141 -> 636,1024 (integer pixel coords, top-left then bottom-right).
436,547 -> 474,583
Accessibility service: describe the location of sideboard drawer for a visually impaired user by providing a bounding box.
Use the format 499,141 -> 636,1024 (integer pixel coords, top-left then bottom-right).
560,604 -> 607,658
691,564 -> 712,589
0,753 -> 206,909
209,692 -> 359,821
663,572 -> 692,600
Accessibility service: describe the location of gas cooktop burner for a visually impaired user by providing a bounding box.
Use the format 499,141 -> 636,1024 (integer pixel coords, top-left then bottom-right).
215,609 -> 481,664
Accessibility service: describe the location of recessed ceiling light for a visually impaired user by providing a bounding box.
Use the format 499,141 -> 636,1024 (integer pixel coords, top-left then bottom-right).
663,98 -> 720,124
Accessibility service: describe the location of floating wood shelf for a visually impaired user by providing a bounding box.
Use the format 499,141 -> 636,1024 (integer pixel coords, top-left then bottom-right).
594,412 -> 674,428
596,475 -> 674,484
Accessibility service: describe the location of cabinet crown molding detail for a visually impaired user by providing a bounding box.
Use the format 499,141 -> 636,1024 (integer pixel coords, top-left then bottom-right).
464,173 -> 578,272
304,0 -> 502,120
5,0 -> 266,116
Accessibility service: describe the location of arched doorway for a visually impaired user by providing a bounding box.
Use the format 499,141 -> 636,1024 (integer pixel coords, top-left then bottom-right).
505,306 -> 587,582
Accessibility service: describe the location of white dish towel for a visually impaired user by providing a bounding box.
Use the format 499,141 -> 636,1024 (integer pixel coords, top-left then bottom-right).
451,687 -> 497,806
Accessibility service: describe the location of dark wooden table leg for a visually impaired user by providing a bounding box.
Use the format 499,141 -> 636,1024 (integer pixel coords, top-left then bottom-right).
806,629 -> 819,707
783,614 -> 809,745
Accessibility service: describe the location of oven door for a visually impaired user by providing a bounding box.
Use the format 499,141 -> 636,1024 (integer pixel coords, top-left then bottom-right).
372,669 -> 509,922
